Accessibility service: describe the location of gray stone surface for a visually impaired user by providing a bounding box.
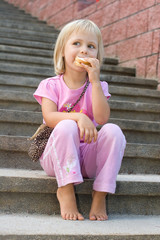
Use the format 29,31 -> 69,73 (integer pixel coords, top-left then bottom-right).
0,169 -> 160,215
0,214 -> 160,239
101,74 -> 158,89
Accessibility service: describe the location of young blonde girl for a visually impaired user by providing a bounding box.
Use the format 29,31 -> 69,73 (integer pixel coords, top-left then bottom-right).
33,19 -> 126,221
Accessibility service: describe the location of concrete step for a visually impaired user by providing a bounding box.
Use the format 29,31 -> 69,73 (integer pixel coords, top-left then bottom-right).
1,75 -> 159,103
0,53 -> 119,69
0,37 -> 54,50
0,90 -> 159,121
101,64 -> 136,76
0,74 -> 158,93
0,213 -> 160,240
0,13 -> 48,23
0,74 -> 41,92
0,28 -> 55,43
0,62 -> 136,78
0,52 -> 53,67
101,74 -> 158,89
1,109 -> 160,144
0,135 -> 159,174
0,26 -> 57,40
0,45 -> 53,57
109,85 -> 160,104
109,100 -> 160,122
0,19 -> 55,32
0,168 -> 159,215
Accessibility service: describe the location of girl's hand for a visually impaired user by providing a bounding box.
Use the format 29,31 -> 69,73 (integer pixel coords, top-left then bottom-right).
81,58 -> 100,84
77,113 -> 98,144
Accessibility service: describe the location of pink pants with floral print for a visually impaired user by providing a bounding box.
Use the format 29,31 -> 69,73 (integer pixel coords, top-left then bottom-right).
40,120 -> 126,194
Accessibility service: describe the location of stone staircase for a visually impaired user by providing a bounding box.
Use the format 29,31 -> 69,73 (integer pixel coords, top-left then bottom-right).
0,0 -> 160,239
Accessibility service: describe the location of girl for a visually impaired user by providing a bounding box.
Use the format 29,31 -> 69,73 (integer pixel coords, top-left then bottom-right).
33,19 -> 126,221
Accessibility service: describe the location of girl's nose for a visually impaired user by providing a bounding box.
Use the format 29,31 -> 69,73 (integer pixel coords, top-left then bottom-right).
80,46 -> 88,55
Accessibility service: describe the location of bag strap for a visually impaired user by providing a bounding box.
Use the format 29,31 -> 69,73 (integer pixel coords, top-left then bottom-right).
67,80 -> 89,112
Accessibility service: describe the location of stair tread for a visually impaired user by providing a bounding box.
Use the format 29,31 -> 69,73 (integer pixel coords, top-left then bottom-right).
1,168 -> 160,182
0,168 -> 160,195
0,37 -> 54,49
101,74 -> 158,88
0,62 -> 135,77
0,109 -> 160,132
0,74 -> 158,91
0,213 -> 160,237
1,89 -> 159,112
0,26 -> 58,38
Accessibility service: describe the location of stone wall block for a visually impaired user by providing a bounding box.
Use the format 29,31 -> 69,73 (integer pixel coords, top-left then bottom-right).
120,0 -> 139,19
149,5 -> 160,31
127,11 -> 148,38
146,54 -> 159,79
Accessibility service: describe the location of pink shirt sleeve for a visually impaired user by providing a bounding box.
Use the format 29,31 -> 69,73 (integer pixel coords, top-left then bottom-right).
33,78 -> 58,105
101,81 -> 111,99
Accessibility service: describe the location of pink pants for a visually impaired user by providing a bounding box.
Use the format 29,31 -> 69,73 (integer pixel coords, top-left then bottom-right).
40,120 -> 126,194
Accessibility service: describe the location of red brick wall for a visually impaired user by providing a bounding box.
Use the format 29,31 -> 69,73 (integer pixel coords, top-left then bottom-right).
5,0 -> 160,88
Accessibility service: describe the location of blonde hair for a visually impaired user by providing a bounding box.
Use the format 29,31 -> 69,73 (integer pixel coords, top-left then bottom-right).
53,19 -> 104,75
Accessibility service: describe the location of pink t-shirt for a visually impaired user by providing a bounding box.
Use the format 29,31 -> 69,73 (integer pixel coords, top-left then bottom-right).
33,75 -> 111,126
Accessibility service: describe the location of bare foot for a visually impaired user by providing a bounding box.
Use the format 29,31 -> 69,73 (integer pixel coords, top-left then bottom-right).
57,184 -> 84,221
89,191 -> 108,221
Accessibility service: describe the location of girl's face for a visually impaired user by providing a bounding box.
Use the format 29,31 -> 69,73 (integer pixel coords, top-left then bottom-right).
63,30 -> 98,73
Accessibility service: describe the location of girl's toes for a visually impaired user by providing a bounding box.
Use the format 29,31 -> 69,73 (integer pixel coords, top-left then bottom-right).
78,213 -> 84,221
89,215 -> 96,221
61,213 -> 66,220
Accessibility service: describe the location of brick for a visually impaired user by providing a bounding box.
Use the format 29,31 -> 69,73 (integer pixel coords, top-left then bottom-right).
119,59 -> 137,68
40,0 -> 74,22
158,58 -> 160,82
80,3 -> 97,18
37,0 -> 49,10
104,44 -> 117,58
120,58 -> 147,79
25,1 -> 35,13
127,11 -> 148,38
47,5 -> 74,28
153,30 -> 160,54
102,19 -> 127,45
136,32 -> 153,58
29,0 -> 43,17
97,0 -> 116,10
120,0 -> 139,19
138,0 -> 155,10
116,38 -> 136,61
89,10 -> 103,27
149,5 -> 160,31
38,3 -> 55,21
146,54 -> 158,79
101,1 -> 120,26
136,58 -> 147,78
19,0 -> 30,9
77,0 -> 95,11
53,0 -> 72,10
117,32 -> 152,62
73,2 -> 82,19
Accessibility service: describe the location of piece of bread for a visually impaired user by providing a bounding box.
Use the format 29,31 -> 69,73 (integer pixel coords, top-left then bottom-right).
74,56 -> 91,67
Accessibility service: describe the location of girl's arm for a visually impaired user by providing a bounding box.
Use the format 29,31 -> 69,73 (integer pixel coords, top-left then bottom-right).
91,81 -> 110,125
81,58 -> 110,125
41,97 -> 98,143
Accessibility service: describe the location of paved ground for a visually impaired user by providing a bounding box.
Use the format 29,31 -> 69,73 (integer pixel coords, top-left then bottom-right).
1,213 -> 160,235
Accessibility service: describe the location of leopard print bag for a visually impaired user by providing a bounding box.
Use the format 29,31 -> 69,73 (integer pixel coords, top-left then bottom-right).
28,124 -> 53,162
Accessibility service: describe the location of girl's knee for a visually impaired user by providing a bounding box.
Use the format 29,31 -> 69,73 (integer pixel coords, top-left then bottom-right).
54,120 -> 78,136
101,123 -> 126,141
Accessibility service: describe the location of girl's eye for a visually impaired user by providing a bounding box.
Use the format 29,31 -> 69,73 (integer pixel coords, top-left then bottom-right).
73,42 -> 80,46
88,44 -> 95,49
